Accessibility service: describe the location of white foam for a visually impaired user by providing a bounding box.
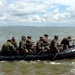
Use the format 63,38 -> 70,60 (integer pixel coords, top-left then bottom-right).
50,62 -> 61,65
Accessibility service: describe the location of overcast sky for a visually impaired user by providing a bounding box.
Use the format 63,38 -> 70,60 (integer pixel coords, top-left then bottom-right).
0,0 -> 75,26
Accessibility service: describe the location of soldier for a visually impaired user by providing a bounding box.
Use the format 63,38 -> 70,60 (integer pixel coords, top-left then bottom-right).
61,36 -> 72,50
36,37 -> 45,54
50,35 -> 60,53
11,37 -> 18,50
44,34 -> 50,43
43,34 -> 51,50
18,36 -> 28,55
26,36 -> 35,54
1,40 -> 15,55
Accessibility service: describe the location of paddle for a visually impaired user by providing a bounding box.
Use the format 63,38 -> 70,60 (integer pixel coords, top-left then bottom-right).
31,50 -> 42,61
21,49 -> 29,59
72,40 -> 75,46
53,52 -> 58,61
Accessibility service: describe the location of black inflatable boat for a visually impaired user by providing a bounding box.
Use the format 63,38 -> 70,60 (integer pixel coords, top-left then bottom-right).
0,46 -> 75,61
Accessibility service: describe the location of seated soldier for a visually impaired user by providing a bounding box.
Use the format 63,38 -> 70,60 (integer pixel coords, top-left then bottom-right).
50,35 -> 60,53
26,36 -> 35,54
36,37 -> 45,54
43,34 -> 51,50
44,34 -> 50,43
18,36 -> 28,55
1,40 -> 15,55
61,36 -> 72,50
11,37 -> 18,50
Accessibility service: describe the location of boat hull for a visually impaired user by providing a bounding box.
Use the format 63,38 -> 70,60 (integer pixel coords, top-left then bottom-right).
0,47 -> 75,61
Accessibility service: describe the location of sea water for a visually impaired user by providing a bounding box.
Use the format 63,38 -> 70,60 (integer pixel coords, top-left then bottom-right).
0,26 -> 75,75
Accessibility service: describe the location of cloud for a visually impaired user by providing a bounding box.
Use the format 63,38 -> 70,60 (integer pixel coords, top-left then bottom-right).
56,0 -> 75,7
54,6 -> 75,22
9,0 -> 47,15
0,0 -> 75,26
0,0 -> 4,6
53,8 -> 59,13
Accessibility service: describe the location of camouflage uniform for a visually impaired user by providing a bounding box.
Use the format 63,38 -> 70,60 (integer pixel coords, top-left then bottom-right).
50,39 -> 59,53
26,39 -> 35,54
43,34 -> 51,50
36,40 -> 44,54
1,40 -> 15,55
19,40 -> 26,50
11,41 -> 17,49
11,37 -> 18,49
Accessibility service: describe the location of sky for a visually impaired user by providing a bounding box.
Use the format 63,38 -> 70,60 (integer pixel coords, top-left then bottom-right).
0,0 -> 75,26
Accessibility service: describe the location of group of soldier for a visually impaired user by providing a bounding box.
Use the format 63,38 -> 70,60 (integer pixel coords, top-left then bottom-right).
1,34 -> 74,55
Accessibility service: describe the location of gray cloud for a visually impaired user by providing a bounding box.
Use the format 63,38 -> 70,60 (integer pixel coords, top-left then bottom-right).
0,0 -> 75,26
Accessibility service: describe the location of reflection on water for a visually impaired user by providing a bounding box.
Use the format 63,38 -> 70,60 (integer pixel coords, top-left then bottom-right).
0,59 -> 75,75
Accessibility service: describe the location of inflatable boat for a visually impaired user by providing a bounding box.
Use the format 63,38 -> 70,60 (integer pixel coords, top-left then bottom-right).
0,46 -> 75,61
